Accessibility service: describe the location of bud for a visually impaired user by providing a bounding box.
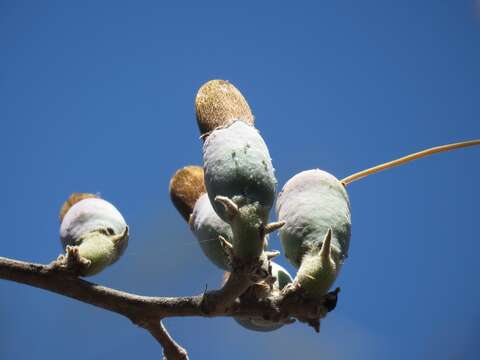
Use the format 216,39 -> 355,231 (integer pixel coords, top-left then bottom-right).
276,169 -> 351,269
60,194 -> 129,276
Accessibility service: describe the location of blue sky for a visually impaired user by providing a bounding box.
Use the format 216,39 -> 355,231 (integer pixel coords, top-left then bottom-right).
1,1 -> 479,359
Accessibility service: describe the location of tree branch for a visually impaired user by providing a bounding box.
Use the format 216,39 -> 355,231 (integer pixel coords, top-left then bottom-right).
0,255 -> 335,356
143,320 -> 189,360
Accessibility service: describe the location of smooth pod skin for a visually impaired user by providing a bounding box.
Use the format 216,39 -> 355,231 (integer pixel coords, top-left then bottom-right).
234,262 -> 293,332
60,197 -> 129,276
190,193 -> 232,270
203,120 -> 276,223
276,169 -> 351,269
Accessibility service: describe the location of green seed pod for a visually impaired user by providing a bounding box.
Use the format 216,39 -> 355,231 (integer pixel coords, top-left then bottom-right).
234,261 -> 293,332
276,169 -> 351,269
189,193 -> 232,270
59,194 -> 129,276
203,120 -> 276,224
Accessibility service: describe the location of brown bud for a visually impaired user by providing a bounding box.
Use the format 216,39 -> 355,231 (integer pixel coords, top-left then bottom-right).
169,165 -> 206,222
59,193 -> 98,221
195,79 -> 254,137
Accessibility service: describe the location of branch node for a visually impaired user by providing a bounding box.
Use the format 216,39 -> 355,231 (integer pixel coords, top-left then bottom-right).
50,245 -> 91,275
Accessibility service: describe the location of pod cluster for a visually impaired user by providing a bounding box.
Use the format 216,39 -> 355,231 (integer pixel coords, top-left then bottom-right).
170,79 -> 350,331
170,163 -> 293,332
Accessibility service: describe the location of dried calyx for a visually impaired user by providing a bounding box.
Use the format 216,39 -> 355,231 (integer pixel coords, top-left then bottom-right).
195,79 -> 254,138
169,165 -> 206,222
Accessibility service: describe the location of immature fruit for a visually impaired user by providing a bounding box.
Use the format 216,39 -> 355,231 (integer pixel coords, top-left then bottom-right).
203,120 -> 276,224
234,262 -> 293,332
189,193 -> 232,270
60,194 -> 129,276
276,169 -> 351,269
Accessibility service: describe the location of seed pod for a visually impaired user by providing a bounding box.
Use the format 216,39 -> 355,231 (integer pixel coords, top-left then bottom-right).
169,165 -> 206,222
60,194 -> 129,276
195,79 -> 254,138
234,262 -> 293,332
276,169 -> 351,269
203,120 -> 276,224
189,193 -> 232,270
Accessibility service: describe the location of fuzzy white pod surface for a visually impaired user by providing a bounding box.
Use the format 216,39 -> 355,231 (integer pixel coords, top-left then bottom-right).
234,261 -> 293,332
203,120 -> 276,222
60,197 -> 128,276
276,169 -> 351,269
190,193 -> 232,270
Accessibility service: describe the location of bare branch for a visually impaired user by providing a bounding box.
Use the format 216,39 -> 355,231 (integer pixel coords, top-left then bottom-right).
0,255 -> 334,320
143,320 -> 189,360
0,255 -> 336,356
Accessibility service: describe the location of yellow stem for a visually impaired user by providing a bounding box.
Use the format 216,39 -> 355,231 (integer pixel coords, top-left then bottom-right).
341,139 -> 480,186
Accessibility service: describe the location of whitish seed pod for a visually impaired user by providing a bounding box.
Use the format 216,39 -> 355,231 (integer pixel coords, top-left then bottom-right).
60,193 -> 129,276
203,120 -> 276,224
189,193 -> 232,270
195,79 -> 254,138
234,262 -> 293,332
169,166 -> 232,270
276,169 -> 351,269
169,166 -> 206,222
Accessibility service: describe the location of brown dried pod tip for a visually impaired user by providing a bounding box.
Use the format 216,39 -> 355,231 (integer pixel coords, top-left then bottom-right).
195,79 -> 255,138
59,192 -> 98,221
169,165 -> 206,222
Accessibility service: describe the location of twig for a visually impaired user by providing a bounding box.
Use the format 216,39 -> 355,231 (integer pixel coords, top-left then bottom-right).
143,320 -> 189,360
0,255 -> 333,356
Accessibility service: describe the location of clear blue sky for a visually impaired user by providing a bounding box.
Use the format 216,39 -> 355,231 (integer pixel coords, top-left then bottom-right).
1,1 -> 479,359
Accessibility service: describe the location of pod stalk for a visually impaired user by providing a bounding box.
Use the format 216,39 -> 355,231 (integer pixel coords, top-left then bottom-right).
341,139 -> 480,186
